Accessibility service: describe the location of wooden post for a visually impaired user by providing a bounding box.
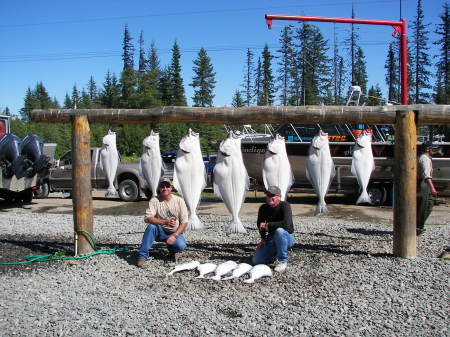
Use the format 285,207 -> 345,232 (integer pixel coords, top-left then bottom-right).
393,109 -> 416,258
71,115 -> 94,255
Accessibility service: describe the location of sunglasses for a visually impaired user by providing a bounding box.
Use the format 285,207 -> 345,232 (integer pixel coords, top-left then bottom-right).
160,184 -> 171,189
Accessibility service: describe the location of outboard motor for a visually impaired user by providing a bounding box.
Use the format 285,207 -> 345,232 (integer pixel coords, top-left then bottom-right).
0,133 -> 22,178
16,134 -> 50,178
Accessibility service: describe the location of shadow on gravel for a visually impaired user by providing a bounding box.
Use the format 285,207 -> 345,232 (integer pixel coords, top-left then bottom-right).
310,231 -> 389,242
291,242 -> 392,258
0,200 -> 34,212
347,228 -> 393,236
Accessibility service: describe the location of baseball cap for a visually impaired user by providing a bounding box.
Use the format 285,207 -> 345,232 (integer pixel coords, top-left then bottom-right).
159,178 -> 172,188
265,186 -> 281,196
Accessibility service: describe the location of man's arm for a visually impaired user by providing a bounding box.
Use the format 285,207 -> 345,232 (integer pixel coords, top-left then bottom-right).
144,216 -> 174,227
166,221 -> 187,245
257,205 -> 267,240
425,178 -> 438,197
266,202 -> 294,233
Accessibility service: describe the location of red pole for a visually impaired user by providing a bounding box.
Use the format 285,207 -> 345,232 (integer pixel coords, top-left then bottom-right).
265,14 -> 408,104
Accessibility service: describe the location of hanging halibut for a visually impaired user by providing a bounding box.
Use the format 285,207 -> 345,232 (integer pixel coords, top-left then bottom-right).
306,131 -> 335,215
140,130 -> 163,199
352,131 -> 375,204
262,134 -> 294,201
173,129 -> 206,230
99,130 -> 119,196
213,131 -> 249,233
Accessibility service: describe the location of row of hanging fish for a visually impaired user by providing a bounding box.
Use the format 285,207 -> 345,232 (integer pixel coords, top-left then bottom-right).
260,130 -> 375,215
167,260 -> 273,284
0,133 -> 50,180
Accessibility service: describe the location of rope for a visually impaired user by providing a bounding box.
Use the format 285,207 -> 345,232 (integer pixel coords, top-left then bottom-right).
0,230 -> 129,266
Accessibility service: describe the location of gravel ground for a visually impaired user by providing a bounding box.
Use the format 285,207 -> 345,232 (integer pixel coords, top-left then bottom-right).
0,211 -> 448,337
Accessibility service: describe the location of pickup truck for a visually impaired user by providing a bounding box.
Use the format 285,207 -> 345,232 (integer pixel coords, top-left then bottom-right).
35,147 -> 172,202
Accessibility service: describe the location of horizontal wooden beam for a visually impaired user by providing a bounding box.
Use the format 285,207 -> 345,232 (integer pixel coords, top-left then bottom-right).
30,104 -> 450,125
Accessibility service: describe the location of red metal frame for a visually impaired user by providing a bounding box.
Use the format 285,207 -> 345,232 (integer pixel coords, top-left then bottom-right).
265,14 -> 408,104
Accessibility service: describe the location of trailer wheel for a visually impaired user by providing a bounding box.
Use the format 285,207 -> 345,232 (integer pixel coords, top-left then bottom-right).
368,185 -> 387,206
21,189 -> 33,203
118,179 -> 140,202
33,182 -> 49,199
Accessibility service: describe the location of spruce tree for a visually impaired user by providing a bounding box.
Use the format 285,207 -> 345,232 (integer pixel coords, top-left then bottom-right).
242,49 -> 254,106
157,67 -> 172,105
296,23 -> 331,105
277,25 -> 295,106
122,24 -> 134,70
63,93 -> 72,109
411,0 -> 432,103
87,76 -> 98,101
259,44 -> 276,106
169,41 -> 186,106
384,41 -> 400,103
138,31 -> 146,73
367,84 -> 383,106
254,57 -> 262,105
433,2 -> 449,104
71,85 -> 79,108
100,71 -> 121,108
332,26 -> 346,105
354,47 -> 368,96
190,48 -> 216,107
231,90 -> 245,107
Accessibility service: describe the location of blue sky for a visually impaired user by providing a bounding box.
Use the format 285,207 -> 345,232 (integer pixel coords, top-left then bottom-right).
0,0 -> 446,117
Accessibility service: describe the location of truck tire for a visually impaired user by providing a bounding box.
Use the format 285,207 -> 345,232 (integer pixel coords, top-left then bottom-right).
368,185 -> 387,206
118,179 -> 140,202
33,182 -> 50,199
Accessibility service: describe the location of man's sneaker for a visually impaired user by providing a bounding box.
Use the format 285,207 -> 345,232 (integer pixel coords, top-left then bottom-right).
274,262 -> 287,273
136,258 -> 147,268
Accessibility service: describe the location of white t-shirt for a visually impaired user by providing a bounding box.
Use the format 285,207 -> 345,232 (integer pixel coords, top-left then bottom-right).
145,194 -> 189,233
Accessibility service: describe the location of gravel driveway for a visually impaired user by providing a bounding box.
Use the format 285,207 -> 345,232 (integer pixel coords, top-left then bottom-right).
0,197 -> 448,337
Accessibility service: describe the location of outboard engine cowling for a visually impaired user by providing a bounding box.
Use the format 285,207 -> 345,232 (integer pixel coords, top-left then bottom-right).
16,134 -> 50,178
0,133 -> 22,178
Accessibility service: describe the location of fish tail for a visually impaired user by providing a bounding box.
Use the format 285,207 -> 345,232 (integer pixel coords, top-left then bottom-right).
228,219 -> 247,234
221,276 -> 235,281
314,202 -> 329,216
356,190 -> 372,205
210,275 -> 222,281
195,275 -> 205,279
243,279 -> 255,284
188,214 -> 203,230
105,187 -> 117,196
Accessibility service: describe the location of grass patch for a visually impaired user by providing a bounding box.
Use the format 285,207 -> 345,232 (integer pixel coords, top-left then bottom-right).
426,223 -> 449,226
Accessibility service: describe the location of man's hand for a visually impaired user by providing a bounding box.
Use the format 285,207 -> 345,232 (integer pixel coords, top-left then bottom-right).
259,222 -> 267,231
256,239 -> 266,250
431,187 -> 438,197
166,235 -> 177,245
166,218 -> 177,227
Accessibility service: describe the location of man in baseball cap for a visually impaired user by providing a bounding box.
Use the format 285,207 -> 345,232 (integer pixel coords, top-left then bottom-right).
252,185 -> 295,273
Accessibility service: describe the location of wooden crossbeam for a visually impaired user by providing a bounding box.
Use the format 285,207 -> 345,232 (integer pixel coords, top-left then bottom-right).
30,104 -> 450,125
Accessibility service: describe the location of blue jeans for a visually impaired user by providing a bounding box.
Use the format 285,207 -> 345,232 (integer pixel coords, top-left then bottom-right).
252,227 -> 294,264
138,224 -> 187,259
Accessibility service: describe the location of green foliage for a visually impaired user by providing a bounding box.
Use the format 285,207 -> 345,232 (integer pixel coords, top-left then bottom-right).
433,3 -> 450,104
190,48 -> 216,107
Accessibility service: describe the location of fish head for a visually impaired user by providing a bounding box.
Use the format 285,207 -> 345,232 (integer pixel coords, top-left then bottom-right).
102,130 -> 117,148
311,131 -> 329,150
355,131 -> 372,148
142,130 -> 160,151
179,128 -> 200,153
267,134 -> 285,154
219,131 -> 241,156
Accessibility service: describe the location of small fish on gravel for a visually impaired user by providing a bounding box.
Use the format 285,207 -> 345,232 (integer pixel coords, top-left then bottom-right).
166,260 -> 200,276
209,260 -> 238,281
243,264 -> 273,284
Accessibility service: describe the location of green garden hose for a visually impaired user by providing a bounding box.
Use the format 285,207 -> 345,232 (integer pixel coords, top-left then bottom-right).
0,229 -> 129,265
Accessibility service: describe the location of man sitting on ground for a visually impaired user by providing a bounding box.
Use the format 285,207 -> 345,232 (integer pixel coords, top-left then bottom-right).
136,179 -> 189,267
252,185 -> 295,273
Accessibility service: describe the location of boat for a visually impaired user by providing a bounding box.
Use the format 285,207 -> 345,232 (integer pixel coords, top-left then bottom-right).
240,122 -> 450,205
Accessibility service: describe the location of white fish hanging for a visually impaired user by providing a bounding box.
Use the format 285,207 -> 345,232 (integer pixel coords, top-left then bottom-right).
352,131 -> 375,204
195,262 -> 217,279
209,260 -> 238,281
99,130 -> 119,196
221,263 -> 253,281
243,264 -> 273,284
306,131 -> 336,215
140,130 -> 163,199
166,260 -> 200,276
173,129 -> 206,230
262,134 -> 294,201
213,131 -> 249,233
